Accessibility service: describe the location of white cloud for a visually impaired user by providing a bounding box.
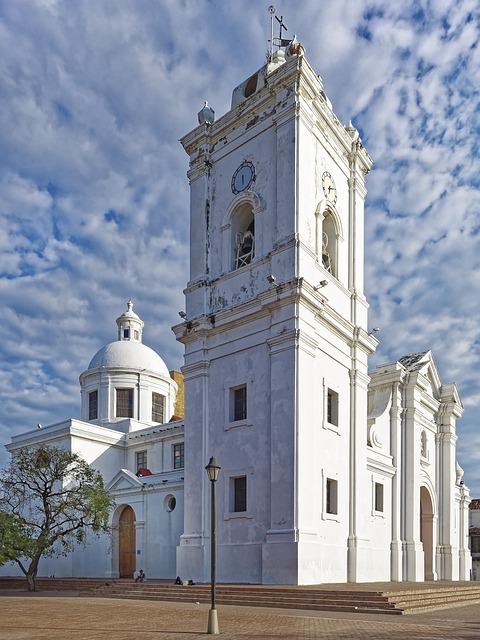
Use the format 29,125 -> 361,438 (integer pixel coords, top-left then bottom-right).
1,0 -> 480,498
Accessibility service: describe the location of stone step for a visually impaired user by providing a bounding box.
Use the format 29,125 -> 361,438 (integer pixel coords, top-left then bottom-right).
389,592 -> 480,614
105,589 -> 395,607
3,578 -> 480,615
92,582 -> 480,615
93,584 -> 400,614
107,593 -> 402,615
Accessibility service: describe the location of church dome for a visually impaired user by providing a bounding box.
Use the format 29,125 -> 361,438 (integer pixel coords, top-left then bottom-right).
87,340 -> 169,376
79,301 -> 178,428
85,300 -> 169,376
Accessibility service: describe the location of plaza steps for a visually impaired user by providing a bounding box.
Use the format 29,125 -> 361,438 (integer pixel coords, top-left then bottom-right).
2,578 -> 480,615
89,581 -> 480,615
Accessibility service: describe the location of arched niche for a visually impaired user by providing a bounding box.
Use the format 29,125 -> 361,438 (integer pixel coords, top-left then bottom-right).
221,192 -> 265,272
315,200 -> 343,279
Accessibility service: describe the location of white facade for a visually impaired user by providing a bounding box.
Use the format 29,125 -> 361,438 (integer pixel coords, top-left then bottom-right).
173,45 -> 471,585
1,43 -> 472,585
0,303 -> 185,580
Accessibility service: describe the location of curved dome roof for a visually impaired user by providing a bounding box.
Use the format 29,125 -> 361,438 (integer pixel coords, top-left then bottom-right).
88,340 -> 170,376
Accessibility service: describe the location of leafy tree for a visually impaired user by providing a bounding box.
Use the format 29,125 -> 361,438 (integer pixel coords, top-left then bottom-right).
0,445 -> 114,590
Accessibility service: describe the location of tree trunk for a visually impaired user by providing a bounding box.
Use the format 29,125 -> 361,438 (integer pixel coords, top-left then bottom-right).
26,558 -> 40,591
26,572 -> 36,591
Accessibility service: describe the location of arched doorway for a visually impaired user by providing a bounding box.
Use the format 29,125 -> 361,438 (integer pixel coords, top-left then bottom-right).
420,487 -> 435,580
119,506 -> 136,578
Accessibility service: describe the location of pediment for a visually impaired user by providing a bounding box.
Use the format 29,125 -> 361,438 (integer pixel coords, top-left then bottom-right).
107,468 -> 144,492
399,350 -> 442,398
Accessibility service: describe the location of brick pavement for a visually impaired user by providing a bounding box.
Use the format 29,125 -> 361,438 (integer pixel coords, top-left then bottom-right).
0,594 -> 479,639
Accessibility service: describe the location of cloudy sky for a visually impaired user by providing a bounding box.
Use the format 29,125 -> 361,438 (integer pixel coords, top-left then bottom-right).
1,1 -> 480,492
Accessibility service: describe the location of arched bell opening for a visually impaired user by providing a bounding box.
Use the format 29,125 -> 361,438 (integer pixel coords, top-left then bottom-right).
231,202 -> 255,270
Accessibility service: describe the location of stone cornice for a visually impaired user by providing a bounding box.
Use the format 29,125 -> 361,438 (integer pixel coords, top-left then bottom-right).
180,54 -> 372,176
7,418 -> 126,451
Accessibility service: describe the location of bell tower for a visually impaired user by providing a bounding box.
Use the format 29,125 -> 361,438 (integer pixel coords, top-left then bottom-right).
174,25 -> 376,584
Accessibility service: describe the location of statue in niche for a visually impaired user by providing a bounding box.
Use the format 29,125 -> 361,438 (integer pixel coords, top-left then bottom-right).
421,430 -> 427,458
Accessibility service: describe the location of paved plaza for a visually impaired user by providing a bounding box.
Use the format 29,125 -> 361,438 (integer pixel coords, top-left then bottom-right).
0,592 -> 480,640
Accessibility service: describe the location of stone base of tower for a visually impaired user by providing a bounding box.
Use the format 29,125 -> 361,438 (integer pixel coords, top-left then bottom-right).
219,544 -> 264,583
262,542 -> 299,584
177,539 -> 265,585
346,539 -> 392,583
176,535 -> 206,584
262,540 -> 349,585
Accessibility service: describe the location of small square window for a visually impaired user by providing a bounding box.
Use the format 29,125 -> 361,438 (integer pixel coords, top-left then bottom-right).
231,476 -> 247,512
326,478 -> 338,515
136,450 -> 147,471
327,389 -> 339,426
232,385 -> 247,422
173,443 -> 184,469
374,482 -> 384,512
88,389 -> 98,420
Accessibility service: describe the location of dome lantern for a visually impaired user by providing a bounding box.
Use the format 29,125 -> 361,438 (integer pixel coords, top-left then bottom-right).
116,300 -> 144,343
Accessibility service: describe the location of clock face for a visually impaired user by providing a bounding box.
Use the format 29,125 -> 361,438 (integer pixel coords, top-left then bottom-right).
232,162 -> 255,194
322,171 -> 337,204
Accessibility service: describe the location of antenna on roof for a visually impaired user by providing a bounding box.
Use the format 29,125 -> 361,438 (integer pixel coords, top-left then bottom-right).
268,5 -> 276,61
268,5 -> 291,59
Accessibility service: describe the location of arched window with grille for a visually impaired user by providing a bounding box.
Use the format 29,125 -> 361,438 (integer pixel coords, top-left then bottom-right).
315,203 -> 342,280
231,202 -> 255,271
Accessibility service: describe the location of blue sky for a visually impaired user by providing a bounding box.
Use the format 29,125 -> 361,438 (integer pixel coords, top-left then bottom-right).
1,0 -> 480,493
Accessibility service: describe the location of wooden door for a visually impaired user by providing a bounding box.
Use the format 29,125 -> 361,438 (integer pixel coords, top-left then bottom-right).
119,506 -> 136,578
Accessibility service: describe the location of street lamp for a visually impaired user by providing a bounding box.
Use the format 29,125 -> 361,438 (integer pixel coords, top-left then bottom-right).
205,456 -> 221,635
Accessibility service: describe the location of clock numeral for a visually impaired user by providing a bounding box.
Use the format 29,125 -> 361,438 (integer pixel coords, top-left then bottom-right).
232,162 -> 255,194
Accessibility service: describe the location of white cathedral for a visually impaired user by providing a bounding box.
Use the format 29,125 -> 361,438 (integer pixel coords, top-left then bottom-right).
2,40 -> 472,585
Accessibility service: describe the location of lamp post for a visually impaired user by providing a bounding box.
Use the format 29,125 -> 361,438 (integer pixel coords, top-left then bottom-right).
205,456 -> 221,635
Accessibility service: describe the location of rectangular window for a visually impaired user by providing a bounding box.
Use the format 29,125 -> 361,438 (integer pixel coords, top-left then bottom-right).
123,328 -> 130,339
374,482 -> 384,512
116,388 -> 133,418
327,389 -> 339,426
136,450 -> 147,471
326,478 -> 338,515
173,443 -> 184,469
471,536 -> 480,554
232,476 -> 247,512
88,390 -> 98,420
232,385 -> 247,422
152,392 -> 165,423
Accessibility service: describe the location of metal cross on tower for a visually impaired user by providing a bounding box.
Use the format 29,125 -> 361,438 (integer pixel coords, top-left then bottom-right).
276,14 -> 288,42
268,5 -> 291,59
